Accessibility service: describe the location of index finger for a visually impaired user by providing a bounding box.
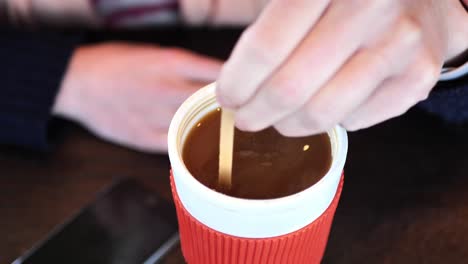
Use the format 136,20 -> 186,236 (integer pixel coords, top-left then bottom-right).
217,0 -> 331,108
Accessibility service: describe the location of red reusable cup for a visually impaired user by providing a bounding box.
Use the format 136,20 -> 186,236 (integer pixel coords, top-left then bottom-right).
168,83 -> 348,264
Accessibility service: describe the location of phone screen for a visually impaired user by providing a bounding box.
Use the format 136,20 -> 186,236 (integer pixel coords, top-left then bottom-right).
14,178 -> 179,264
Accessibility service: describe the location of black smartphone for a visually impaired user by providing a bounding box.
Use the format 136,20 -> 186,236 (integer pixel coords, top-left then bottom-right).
13,178 -> 179,264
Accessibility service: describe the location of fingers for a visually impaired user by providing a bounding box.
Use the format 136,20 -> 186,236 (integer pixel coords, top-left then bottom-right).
148,106 -> 179,130
138,131 -> 168,153
341,51 -> 441,131
271,17 -> 422,136
123,130 -> 168,153
84,111 -> 169,153
156,78 -> 211,106
167,48 -> 223,81
112,130 -> 168,153
179,0 -> 212,25
233,1 -> 400,131
211,0 -> 268,25
217,0 -> 331,108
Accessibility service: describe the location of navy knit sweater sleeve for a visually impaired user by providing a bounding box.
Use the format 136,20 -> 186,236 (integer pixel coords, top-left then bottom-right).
0,27 -> 82,150
419,74 -> 468,123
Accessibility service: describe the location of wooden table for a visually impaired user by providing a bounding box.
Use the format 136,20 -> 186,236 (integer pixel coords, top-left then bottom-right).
2,28 -> 468,264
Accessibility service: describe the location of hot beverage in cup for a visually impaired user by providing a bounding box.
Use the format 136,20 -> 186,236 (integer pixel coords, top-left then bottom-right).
182,108 -> 332,199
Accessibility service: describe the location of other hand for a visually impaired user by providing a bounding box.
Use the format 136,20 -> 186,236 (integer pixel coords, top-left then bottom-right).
54,43 -> 222,152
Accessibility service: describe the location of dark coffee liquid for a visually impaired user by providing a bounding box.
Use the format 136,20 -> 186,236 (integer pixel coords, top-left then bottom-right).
182,108 -> 332,199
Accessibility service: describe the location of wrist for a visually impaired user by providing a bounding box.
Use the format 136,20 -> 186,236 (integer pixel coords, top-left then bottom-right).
53,48 -> 84,121
444,0 -> 468,63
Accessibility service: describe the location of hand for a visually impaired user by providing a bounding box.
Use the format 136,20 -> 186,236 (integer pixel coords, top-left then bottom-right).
217,0 -> 468,136
53,43 -> 222,153
180,0 -> 268,25
6,0 -> 98,27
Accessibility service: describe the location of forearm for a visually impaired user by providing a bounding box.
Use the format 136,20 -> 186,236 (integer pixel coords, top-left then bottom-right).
0,27 -> 82,150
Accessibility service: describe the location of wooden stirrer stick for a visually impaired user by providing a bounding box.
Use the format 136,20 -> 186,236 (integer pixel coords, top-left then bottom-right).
218,108 -> 235,189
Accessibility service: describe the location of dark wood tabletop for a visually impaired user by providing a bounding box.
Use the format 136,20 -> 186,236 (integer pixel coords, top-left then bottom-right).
2,28 -> 468,264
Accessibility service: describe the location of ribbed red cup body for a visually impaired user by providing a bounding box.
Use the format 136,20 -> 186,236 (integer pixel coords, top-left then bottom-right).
171,172 -> 344,264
